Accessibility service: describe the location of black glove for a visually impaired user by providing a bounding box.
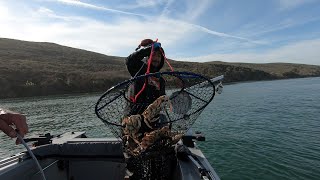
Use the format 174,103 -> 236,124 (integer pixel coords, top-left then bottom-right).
135,42 -> 161,57
138,44 -> 152,57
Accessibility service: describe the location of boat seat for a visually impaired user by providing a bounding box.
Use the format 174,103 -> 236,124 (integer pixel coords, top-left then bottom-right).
30,138 -> 124,160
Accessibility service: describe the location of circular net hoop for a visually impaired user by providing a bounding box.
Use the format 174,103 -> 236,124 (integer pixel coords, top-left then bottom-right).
95,71 -> 216,139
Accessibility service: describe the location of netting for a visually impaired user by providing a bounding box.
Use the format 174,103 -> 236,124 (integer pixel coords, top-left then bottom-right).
95,71 -> 217,139
126,145 -> 176,180
95,71 -> 222,179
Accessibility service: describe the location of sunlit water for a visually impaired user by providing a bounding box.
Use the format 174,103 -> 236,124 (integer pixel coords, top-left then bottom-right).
1,77 -> 320,180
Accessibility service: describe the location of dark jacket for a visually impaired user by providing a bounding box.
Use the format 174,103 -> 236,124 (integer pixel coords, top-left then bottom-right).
126,45 -> 165,76
125,46 -> 166,115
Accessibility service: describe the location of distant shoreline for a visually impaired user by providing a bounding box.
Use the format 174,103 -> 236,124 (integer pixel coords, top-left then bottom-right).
223,75 -> 320,85
1,38 -> 320,99
1,76 -> 319,101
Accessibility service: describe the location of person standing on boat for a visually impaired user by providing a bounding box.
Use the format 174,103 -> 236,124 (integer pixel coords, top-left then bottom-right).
126,38 -> 166,106
125,39 -> 167,126
0,108 -> 28,144
125,39 -> 175,180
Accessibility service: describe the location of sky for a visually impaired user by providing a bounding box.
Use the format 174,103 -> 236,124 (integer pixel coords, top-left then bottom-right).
1,0 -> 320,65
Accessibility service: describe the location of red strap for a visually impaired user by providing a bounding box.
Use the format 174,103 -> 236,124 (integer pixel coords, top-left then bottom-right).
133,44 -> 155,103
132,38 -> 173,103
160,48 -> 174,72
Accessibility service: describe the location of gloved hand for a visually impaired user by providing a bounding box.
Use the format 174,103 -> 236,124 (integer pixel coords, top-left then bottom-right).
153,42 -> 161,49
137,42 -> 161,57
139,45 -> 152,57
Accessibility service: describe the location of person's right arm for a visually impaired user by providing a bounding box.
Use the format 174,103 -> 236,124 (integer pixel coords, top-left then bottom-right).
125,46 -> 152,76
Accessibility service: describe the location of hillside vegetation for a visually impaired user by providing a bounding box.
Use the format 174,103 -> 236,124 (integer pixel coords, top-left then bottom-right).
1,38 -> 320,98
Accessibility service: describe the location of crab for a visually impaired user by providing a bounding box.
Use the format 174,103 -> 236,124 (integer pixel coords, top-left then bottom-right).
140,126 -> 183,150
128,129 -> 184,156
122,95 -> 179,155
127,126 -> 184,156
122,114 -> 142,145
142,95 -> 172,129
122,95 -> 171,138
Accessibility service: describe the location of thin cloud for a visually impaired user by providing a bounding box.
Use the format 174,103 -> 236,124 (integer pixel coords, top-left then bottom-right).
0,4 -> 9,18
160,0 -> 174,17
1,1 -> 319,65
181,0 -> 212,21
179,20 -> 266,45
178,39 -> 320,65
0,5 -> 189,55
118,0 -> 164,10
161,0 -> 214,25
278,0 -> 317,11
250,16 -> 320,37
56,0 -> 148,17
53,0 -> 265,44
37,7 -> 75,21
2,1 -> 269,62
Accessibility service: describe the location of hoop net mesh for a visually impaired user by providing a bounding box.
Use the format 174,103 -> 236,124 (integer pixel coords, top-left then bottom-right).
95,71 -> 219,180
95,71 -> 216,139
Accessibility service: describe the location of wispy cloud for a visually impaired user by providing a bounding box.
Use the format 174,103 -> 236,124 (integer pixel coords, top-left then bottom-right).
249,16 -> 320,37
2,0 -> 318,65
184,21 -> 266,45
160,0 -> 174,17
278,0 -> 317,11
179,0 -> 213,21
0,4 -> 189,55
36,7 -> 75,21
118,0 -> 164,10
178,39 -> 320,65
55,0 -> 148,17
0,4 -> 10,20
53,0 -> 264,44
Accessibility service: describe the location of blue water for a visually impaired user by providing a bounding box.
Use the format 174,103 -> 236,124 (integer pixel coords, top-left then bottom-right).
1,77 -> 320,179
195,77 -> 320,180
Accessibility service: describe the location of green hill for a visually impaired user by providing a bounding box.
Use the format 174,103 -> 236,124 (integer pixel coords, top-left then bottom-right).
1,38 -> 320,98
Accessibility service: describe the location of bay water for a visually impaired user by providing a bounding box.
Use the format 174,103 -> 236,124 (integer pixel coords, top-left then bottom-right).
1,77 -> 319,180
